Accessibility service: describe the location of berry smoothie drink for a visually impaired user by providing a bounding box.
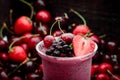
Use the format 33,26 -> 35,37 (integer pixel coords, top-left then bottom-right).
36,34 -> 98,80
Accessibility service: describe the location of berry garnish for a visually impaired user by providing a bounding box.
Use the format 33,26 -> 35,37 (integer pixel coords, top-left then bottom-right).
43,35 -> 56,48
45,39 -> 74,57
72,35 -> 95,56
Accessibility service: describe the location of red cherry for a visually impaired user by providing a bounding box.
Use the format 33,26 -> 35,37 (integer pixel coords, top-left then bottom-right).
14,16 -> 33,35
113,64 -> 120,74
22,33 -> 32,43
11,75 -> 22,80
96,73 -> 110,80
0,37 -> 8,51
20,43 -> 29,52
33,0 -> 46,11
72,25 -> 90,35
106,40 -> 117,52
98,62 -> 113,73
27,36 -> 42,50
9,36 -> 23,46
0,70 -> 9,80
0,52 -> 9,62
8,46 -> 27,63
35,10 -> 51,23
34,24 -> 49,38
26,73 -> 42,80
53,30 -> 66,37
90,34 -> 100,44
60,33 -> 74,44
43,35 -> 55,48
102,54 -> 113,64
91,64 -> 99,76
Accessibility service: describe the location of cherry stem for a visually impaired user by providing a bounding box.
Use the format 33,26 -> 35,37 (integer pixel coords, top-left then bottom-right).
64,12 -> 69,19
9,34 -> 40,51
50,20 -> 58,35
0,23 -> 4,38
107,70 -> 120,80
20,0 -> 34,19
57,20 -> 64,34
8,58 -> 29,77
4,22 -> 14,34
70,9 -> 87,26
8,36 -> 25,52
99,34 -> 106,38
9,9 -> 13,26
39,22 -> 47,35
0,22 -> 14,38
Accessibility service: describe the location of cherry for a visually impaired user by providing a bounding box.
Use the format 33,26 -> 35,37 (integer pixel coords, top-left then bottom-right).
22,60 -> 38,73
22,33 -> 32,43
14,16 -> 33,35
90,34 -> 100,44
96,73 -> 110,80
0,70 -> 9,80
53,30 -> 66,37
102,54 -> 113,64
113,64 -> 120,74
43,35 -> 55,48
11,75 -> 22,80
99,38 -> 107,51
34,23 -> 49,38
25,73 -> 42,80
33,0 -> 46,11
27,36 -> 42,50
106,40 -> 117,52
35,10 -> 51,23
91,64 -> 99,77
0,37 -> 8,51
98,62 -> 113,73
0,52 -> 9,62
60,33 -> 74,44
8,46 -> 27,63
8,36 -> 23,46
20,43 -> 29,53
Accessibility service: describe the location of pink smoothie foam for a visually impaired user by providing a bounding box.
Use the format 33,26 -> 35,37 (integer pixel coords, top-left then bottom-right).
36,41 -> 98,80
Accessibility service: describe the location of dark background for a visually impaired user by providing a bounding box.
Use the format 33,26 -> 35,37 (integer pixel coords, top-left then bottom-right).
0,0 -> 120,40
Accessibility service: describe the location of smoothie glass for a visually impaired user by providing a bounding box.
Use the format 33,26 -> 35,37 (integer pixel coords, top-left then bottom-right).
36,41 -> 98,80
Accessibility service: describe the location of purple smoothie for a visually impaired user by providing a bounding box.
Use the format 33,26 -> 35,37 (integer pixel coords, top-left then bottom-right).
36,41 -> 98,80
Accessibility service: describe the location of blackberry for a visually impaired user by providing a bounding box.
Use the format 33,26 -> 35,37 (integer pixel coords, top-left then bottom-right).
45,38 -> 74,57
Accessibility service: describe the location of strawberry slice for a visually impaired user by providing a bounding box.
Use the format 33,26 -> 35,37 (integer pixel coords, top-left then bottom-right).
72,35 -> 95,56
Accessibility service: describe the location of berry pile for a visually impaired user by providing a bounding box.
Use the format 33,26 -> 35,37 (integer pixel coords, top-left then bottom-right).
0,0 -> 120,80
45,38 -> 74,57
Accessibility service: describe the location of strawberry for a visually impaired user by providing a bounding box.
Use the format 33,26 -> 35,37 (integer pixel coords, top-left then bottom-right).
14,16 -> 33,35
8,46 -> 27,63
72,25 -> 90,35
72,35 -> 95,56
